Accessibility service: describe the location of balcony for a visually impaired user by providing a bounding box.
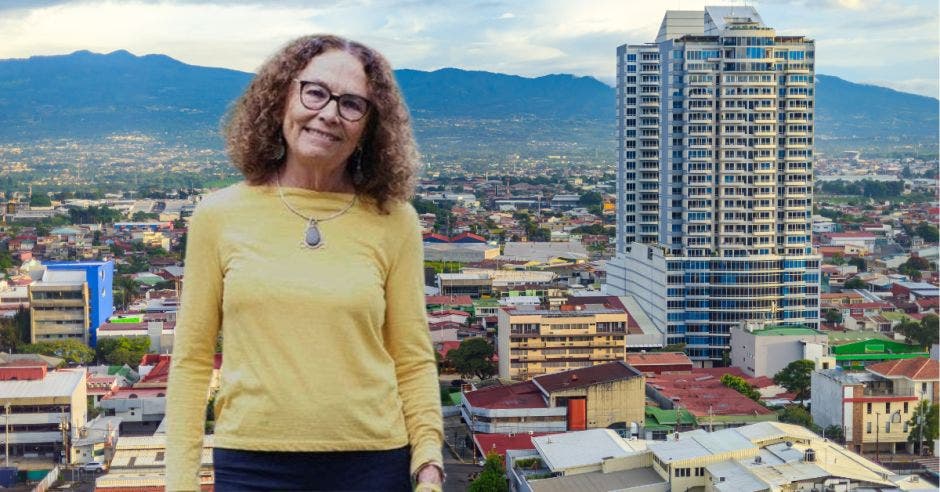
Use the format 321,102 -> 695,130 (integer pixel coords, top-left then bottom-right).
864,386 -> 914,397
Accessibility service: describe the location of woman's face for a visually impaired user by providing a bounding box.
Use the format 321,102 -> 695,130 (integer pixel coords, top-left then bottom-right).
282,49 -> 370,171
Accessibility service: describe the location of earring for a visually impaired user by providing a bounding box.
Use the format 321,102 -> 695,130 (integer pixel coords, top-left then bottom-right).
353,147 -> 365,185
274,134 -> 286,161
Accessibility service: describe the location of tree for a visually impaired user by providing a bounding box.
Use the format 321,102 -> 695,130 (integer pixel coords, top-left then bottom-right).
114,276 -> 141,310
773,359 -> 815,403
0,321 -> 19,353
823,309 -> 843,324
847,257 -> 867,272
915,222 -> 939,243
823,425 -> 844,443
778,404 -> 815,429
578,191 -> 603,208
29,193 -> 52,207
654,343 -> 687,353
96,336 -> 151,367
899,314 -> 940,348
720,374 -> 762,402
469,451 -> 509,492
843,277 -> 865,289
907,400 -> 939,455
446,338 -> 497,380
19,340 -> 94,365
12,307 -> 30,348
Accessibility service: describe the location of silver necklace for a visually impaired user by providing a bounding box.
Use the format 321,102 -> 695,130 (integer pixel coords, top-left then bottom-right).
275,174 -> 358,250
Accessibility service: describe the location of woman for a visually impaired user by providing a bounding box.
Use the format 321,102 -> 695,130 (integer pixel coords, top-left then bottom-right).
166,35 -> 444,491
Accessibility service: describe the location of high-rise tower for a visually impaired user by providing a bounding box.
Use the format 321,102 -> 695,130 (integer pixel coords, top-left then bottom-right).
606,6 -> 820,367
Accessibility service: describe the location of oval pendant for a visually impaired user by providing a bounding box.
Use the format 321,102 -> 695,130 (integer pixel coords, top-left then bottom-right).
304,220 -> 323,248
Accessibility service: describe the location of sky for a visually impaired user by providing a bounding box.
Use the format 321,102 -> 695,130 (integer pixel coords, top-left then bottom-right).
0,0 -> 937,97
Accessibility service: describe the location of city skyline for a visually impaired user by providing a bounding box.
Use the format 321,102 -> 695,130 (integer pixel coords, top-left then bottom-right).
0,0 -> 937,97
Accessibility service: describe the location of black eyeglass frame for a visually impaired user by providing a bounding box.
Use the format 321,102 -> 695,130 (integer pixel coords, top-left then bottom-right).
293,78 -> 372,122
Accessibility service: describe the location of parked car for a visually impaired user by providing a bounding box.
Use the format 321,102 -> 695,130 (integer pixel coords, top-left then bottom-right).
82,461 -> 106,473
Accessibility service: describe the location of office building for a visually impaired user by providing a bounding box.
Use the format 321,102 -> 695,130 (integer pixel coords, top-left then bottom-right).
34,261 -> 114,346
607,6 -> 820,366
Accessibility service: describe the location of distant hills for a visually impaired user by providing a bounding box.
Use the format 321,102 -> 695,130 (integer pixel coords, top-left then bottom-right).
0,50 -> 936,157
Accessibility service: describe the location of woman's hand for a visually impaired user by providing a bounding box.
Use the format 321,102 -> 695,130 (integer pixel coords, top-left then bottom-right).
414,463 -> 444,492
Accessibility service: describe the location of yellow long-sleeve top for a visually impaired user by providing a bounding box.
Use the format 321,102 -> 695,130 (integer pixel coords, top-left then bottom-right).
165,182 -> 443,491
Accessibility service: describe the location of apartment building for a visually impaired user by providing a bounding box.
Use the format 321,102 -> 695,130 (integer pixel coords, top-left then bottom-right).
606,6 -> 820,366
497,304 -> 629,380
812,357 -> 939,454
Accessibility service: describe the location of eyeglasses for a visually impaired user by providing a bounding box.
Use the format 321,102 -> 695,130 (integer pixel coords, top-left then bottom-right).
294,79 -> 371,122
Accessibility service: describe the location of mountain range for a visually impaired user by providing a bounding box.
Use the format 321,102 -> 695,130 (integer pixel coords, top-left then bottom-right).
0,50 -> 936,157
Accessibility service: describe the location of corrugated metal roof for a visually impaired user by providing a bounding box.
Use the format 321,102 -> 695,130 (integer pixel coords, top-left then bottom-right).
533,429 -> 637,471
0,369 -> 84,398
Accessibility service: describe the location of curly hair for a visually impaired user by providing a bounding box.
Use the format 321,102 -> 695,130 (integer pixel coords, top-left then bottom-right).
223,34 -> 418,213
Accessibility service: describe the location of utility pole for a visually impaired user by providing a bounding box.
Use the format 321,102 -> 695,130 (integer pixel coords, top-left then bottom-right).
875,412 -> 880,463
918,411 -> 925,456
4,402 -> 9,467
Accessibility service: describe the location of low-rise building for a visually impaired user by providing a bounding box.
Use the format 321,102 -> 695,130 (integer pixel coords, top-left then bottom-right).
461,362 -> 645,435
625,352 -> 694,375
729,325 -> 829,377
645,368 -> 777,430
93,435 -> 214,491
0,362 -> 86,463
507,421 -> 929,492
829,339 -> 929,370
811,357 -> 939,454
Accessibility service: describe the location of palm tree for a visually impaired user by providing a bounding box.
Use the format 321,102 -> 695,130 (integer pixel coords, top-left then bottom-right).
114,275 -> 140,311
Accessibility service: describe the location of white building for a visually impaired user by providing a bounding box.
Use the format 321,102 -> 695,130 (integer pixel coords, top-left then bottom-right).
607,6 -> 820,366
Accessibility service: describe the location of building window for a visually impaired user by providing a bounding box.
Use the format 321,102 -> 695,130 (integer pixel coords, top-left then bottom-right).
866,422 -> 872,434
904,402 -> 909,413
866,403 -> 872,415
885,403 -> 891,413
675,467 -> 691,477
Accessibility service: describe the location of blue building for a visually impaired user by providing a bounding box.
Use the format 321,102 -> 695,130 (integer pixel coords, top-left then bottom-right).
45,261 -> 114,346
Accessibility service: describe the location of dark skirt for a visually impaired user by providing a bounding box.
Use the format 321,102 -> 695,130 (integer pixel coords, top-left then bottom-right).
212,446 -> 412,491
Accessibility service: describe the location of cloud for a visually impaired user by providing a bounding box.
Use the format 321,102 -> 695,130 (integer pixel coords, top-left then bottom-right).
0,0 -> 935,97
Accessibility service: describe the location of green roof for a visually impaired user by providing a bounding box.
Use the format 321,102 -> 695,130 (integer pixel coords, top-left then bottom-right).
835,353 -> 929,361
831,338 -> 924,355
109,315 -> 143,324
751,325 -> 824,337
473,299 -> 500,307
645,406 -> 697,426
882,312 -> 914,322
447,391 -> 463,407
827,331 -> 891,344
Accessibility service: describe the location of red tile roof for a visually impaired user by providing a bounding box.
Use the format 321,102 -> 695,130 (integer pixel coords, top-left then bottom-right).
867,358 -> 939,381
426,295 -> 473,306
103,388 -> 167,400
646,368 -> 774,417
625,352 -> 692,368
534,361 -> 642,393
829,232 -> 876,238
463,381 -> 547,410
140,355 -> 172,384
473,432 -> 558,459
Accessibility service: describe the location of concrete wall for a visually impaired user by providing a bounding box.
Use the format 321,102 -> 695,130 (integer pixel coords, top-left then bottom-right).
546,377 -> 646,429
810,371 -> 846,430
